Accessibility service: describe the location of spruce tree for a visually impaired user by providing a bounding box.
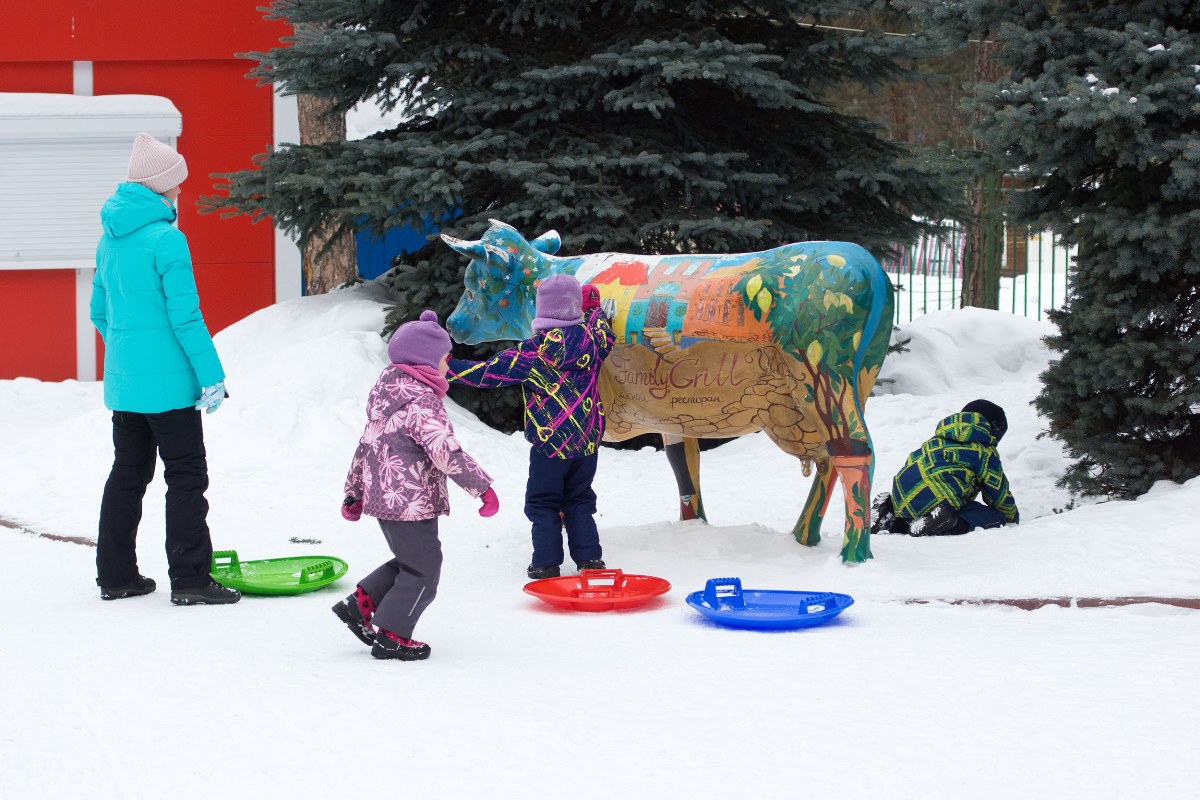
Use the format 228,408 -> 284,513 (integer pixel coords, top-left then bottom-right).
207,0 -> 955,428
908,1 -> 1200,497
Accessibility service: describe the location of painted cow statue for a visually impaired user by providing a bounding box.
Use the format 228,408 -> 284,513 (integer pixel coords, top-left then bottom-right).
443,219 -> 894,563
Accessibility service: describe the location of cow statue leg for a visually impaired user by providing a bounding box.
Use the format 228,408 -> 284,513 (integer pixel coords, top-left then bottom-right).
663,434 -> 706,521
793,457 -> 837,547
831,453 -> 874,563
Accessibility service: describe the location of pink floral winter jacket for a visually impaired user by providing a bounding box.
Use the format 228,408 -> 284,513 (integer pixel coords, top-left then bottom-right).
344,366 -> 492,521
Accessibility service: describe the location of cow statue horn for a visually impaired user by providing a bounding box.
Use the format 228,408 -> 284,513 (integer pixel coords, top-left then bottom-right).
487,218 -> 519,232
440,234 -> 487,260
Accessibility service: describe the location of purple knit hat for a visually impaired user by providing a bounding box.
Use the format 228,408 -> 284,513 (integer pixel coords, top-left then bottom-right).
387,310 -> 452,367
532,274 -> 584,332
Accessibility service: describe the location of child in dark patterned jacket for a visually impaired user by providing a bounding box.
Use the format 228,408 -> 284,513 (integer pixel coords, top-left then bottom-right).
872,399 -> 1019,537
332,310 -> 499,661
447,275 -> 616,579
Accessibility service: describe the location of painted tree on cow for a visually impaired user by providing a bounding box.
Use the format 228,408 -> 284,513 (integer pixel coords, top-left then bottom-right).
209,0 -> 954,429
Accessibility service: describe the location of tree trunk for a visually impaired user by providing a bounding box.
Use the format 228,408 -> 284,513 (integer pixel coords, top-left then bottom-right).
961,168 -> 1004,308
961,39 -> 1005,309
296,32 -> 357,295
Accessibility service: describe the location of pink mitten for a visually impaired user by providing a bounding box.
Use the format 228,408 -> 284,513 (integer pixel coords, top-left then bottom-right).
478,487 -> 500,518
342,495 -> 363,522
581,284 -> 601,311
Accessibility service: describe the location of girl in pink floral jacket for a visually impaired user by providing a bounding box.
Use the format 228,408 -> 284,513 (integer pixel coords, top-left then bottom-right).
332,310 -> 498,661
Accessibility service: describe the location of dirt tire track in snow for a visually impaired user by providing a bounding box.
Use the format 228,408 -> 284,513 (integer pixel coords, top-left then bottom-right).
0,516 -> 96,547
906,597 -> 1200,610
4,517 -> 1197,608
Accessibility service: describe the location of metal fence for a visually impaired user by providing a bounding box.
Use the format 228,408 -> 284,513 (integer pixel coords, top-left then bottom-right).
880,226 -> 1074,325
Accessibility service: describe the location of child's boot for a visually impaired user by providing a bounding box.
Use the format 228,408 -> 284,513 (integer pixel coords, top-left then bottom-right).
527,564 -> 560,579
576,559 -> 605,571
371,629 -> 431,661
332,586 -> 377,646
910,502 -> 958,537
870,493 -> 898,535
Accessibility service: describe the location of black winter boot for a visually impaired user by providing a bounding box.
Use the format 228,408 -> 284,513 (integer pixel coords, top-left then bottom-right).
99,575 -> 156,600
371,630 -> 431,661
331,591 -> 376,646
869,493 -> 898,535
527,564 -> 561,580
170,581 -> 241,605
910,502 -> 959,537
576,559 -> 606,571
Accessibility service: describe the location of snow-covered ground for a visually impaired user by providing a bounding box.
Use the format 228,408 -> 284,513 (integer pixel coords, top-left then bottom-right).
1,287 -> 1196,799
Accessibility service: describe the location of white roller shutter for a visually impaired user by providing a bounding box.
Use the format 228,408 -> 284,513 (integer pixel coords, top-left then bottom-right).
0,94 -> 182,270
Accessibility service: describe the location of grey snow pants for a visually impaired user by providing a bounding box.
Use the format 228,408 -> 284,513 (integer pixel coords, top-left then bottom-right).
358,517 -> 442,639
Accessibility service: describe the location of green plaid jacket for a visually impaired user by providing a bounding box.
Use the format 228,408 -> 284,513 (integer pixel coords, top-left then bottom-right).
890,412 -> 1018,523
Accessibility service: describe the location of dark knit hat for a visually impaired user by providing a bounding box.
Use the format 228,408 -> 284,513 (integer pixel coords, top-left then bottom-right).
962,399 -> 1008,442
532,273 -> 584,332
387,310 -> 452,367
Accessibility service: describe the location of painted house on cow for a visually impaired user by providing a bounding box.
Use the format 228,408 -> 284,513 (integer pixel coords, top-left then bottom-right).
589,259 -> 647,343
592,253 -> 777,353
684,272 -> 775,345
0,2 -> 299,383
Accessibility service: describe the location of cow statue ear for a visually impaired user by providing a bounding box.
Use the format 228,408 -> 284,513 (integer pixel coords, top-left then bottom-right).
531,230 -> 561,255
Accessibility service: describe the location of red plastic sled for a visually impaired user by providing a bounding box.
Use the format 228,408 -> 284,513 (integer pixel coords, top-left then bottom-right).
524,569 -> 671,612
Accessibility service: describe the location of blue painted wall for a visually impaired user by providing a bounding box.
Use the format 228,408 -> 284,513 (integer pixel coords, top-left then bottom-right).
356,223 -> 433,280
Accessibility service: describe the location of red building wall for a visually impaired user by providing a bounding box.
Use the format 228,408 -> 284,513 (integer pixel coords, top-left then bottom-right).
0,62 -> 78,381
0,1 -> 289,381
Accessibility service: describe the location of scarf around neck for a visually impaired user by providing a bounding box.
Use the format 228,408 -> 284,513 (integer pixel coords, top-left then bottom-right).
395,363 -> 449,397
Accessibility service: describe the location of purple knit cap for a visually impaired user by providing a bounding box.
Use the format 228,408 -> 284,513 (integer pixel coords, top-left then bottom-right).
532,273 -> 584,333
387,310 -> 452,367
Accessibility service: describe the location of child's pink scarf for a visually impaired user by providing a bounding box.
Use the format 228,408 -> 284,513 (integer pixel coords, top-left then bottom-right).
396,363 -> 449,397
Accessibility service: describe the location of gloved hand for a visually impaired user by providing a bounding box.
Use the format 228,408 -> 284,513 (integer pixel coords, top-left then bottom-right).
195,381 -> 226,414
581,284 -> 602,312
342,494 -> 363,522
478,487 -> 499,518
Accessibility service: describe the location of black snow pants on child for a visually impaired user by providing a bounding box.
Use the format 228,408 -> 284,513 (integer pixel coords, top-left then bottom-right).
358,518 -> 442,639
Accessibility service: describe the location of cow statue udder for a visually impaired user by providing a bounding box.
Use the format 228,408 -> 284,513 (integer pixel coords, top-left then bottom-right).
443,219 -> 894,563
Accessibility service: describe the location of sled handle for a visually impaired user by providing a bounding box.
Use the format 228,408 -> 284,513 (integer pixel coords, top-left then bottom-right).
704,577 -> 745,609
211,550 -> 241,577
800,592 -> 836,614
573,569 -> 624,598
300,560 -> 335,585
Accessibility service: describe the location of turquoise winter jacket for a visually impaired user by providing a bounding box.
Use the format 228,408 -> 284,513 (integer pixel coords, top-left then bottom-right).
90,182 -> 224,413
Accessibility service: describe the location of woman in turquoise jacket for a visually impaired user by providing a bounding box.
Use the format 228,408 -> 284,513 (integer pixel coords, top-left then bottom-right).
90,133 -> 239,606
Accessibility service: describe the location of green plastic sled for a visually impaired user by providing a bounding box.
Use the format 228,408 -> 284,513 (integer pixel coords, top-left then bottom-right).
210,549 -> 349,596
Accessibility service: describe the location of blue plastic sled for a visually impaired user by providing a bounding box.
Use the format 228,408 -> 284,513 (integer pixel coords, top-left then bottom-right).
685,577 -> 854,630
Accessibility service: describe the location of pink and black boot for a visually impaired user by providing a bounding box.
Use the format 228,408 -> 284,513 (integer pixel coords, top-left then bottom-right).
372,629 -> 431,661
331,586 -> 377,646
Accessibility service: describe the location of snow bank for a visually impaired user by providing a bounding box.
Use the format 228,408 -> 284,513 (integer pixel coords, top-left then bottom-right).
877,307 -> 1054,397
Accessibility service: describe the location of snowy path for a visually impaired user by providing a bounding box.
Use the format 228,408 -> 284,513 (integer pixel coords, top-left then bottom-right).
2,290 -> 1197,798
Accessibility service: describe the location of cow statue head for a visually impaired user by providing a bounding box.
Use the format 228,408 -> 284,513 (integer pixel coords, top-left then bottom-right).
443,219 -> 564,344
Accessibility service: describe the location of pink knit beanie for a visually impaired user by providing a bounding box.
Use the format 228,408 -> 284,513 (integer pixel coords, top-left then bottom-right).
387,310 -> 452,367
127,132 -> 187,194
